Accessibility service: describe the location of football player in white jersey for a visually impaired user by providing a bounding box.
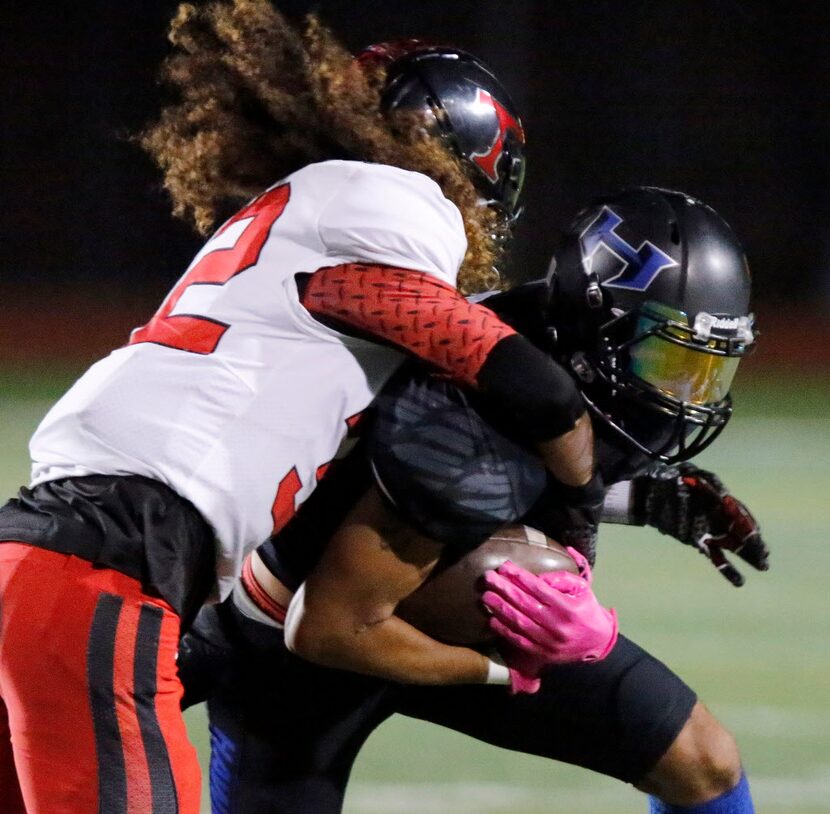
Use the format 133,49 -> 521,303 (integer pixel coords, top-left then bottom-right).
0,3 -> 605,812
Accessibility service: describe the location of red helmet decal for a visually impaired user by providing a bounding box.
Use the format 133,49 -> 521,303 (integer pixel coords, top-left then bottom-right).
470,89 -> 525,184
356,40 -> 429,70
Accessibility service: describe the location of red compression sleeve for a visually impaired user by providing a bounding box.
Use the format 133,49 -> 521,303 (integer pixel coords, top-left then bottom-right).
300,264 -> 516,387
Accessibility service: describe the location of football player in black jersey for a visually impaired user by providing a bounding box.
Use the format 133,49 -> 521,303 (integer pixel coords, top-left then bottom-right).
179,188 -> 767,814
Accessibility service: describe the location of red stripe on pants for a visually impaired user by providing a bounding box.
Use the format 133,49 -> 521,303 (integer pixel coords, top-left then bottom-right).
113,598 -> 153,814
0,543 -> 201,814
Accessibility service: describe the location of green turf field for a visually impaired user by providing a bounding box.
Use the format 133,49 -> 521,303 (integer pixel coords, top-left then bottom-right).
1,367 -> 827,813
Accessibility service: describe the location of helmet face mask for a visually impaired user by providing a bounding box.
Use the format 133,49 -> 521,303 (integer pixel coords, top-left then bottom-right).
585,302 -> 755,461
549,188 -> 758,464
358,42 -> 527,222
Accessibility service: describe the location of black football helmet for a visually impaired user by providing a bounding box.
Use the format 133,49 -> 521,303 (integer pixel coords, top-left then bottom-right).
358,41 -> 526,221
547,187 -> 757,463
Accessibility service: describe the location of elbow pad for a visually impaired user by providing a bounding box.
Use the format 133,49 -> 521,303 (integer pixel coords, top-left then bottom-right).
476,334 -> 586,441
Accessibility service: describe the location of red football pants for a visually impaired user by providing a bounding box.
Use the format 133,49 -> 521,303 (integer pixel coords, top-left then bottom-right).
0,543 -> 201,813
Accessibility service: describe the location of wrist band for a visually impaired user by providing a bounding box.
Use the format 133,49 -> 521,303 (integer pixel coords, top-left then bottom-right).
485,657 -> 510,685
283,583 -> 306,651
232,577 -> 282,629
601,480 -> 634,525
234,555 -> 287,628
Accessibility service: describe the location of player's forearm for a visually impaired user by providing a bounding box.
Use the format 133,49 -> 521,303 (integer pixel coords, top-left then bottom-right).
475,333 -> 589,444
535,412 -> 595,487
476,334 -> 595,486
284,584 -> 490,685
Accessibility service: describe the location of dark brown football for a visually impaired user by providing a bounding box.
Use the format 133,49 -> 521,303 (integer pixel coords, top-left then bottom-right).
396,524 -> 577,646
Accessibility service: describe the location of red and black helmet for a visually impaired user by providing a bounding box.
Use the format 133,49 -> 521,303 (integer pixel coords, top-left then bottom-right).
358,41 -> 527,220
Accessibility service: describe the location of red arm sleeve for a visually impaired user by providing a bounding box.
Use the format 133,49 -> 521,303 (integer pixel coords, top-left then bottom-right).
300,264 -> 587,441
299,264 -> 516,388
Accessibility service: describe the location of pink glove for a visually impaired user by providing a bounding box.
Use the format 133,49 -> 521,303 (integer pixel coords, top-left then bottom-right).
486,646 -> 547,695
481,549 -> 618,666
502,648 -> 543,695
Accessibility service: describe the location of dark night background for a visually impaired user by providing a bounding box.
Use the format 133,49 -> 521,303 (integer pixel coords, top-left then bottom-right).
2,0 -> 829,362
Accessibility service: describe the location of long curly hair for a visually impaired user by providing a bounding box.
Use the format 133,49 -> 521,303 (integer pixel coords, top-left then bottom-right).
140,0 -> 504,293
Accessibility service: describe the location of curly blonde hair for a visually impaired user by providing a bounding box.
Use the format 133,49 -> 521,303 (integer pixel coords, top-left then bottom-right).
140,0 -> 505,293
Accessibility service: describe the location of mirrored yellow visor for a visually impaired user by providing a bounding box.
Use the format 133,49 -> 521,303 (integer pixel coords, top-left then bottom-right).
629,334 -> 741,405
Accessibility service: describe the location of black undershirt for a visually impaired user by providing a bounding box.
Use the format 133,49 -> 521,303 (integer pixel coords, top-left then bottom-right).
0,475 -> 216,629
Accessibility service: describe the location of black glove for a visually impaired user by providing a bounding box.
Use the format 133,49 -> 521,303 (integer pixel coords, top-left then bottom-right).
178,603 -> 239,709
524,473 -> 605,566
178,592 -> 286,709
632,463 -> 769,587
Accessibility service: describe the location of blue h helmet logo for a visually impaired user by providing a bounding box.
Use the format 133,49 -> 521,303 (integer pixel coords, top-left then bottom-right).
580,206 -> 678,291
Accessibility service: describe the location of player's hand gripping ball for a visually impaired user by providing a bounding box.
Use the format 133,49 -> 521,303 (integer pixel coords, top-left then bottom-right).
481,550 -> 619,667
396,524 -> 579,646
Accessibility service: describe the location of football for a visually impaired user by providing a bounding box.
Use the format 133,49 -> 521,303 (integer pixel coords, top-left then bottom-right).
396,524 -> 578,646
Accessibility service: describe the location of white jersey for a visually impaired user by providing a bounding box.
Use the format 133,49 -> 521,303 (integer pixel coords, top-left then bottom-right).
30,160 -> 466,600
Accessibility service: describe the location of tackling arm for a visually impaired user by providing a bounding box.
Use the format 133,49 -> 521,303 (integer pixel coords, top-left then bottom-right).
299,265 -> 594,487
